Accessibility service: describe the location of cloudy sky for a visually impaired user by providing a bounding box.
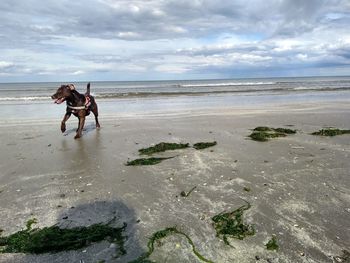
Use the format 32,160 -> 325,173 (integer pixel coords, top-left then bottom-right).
0,0 -> 350,82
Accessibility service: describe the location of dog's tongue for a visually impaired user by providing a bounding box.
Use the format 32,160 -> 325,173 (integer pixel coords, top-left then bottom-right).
55,98 -> 65,104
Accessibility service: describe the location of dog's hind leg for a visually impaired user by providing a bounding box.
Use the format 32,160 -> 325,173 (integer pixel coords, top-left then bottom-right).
61,112 -> 71,133
92,105 -> 100,129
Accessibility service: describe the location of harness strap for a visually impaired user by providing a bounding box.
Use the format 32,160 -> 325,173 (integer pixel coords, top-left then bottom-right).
67,96 -> 91,110
67,105 -> 85,110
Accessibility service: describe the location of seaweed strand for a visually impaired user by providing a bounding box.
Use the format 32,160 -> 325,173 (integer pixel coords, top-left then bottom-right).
130,227 -> 213,263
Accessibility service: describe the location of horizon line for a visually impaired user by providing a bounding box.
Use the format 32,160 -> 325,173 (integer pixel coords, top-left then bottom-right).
1,75 -> 350,84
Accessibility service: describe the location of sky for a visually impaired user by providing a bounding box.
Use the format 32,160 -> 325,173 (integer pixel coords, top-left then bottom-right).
0,0 -> 350,82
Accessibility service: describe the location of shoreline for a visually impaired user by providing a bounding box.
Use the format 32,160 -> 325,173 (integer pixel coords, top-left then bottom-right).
1,89 -> 350,123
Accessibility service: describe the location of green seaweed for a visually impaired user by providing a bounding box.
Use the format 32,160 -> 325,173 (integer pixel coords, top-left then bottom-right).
193,141 -> 217,150
335,250 -> 350,263
0,219 -> 127,254
131,259 -> 155,263
26,218 -> 38,230
311,128 -> 350,136
180,186 -> 197,197
249,131 -> 286,142
126,157 -> 174,166
212,202 -> 255,246
139,143 -> 189,155
273,128 -> 296,134
265,236 -> 279,251
253,127 -> 296,134
253,127 -> 273,132
130,227 -> 213,263
243,187 -> 251,192
249,127 -> 296,142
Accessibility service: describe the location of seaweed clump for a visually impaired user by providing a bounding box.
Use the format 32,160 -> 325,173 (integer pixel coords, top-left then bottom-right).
130,227 -> 213,263
265,236 -> 279,251
212,202 -> 255,246
273,128 -> 297,134
0,218 -> 127,254
249,127 -> 296,142
243,187 -> 251,192
311,128 -> 350,137
193,141 -> 217,150
126,157 -> 173,166
139,143 -> 189,155
334,250 -> 350,263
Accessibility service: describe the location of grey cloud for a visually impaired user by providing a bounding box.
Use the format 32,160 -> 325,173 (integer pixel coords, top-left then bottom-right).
1,0 -> 349,44
1,0 -> 350,80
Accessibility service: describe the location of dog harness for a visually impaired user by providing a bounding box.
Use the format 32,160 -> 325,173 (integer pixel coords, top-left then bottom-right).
67,96 -> 91,110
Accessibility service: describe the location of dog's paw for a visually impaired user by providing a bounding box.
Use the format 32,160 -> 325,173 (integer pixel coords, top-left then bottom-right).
61,124 -> 66,133
74,134 -> 81,139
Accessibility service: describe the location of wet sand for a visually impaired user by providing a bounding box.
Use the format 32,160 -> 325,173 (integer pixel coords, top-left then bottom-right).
0,101 -> 349,263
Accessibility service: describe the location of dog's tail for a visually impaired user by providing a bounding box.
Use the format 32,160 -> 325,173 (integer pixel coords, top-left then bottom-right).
86,82 -> 90,95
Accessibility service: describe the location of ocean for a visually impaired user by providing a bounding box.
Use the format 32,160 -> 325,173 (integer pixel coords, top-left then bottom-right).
1,76 -> 350,121
1,76 -> 350,101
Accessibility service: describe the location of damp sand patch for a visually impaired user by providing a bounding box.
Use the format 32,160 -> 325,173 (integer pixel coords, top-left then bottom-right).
248,127 -> 296,142
130,227 -> 213,263
0,218 -> 126,255
212,202 -> 255,246
311,128 -> 350,137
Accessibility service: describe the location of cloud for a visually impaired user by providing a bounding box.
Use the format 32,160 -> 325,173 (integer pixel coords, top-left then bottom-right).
0,0 -> 350,81
0,61 -> 14,69
70,70 -> 85,75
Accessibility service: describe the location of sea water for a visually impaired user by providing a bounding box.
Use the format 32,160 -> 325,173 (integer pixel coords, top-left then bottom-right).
0,76 -> 350,121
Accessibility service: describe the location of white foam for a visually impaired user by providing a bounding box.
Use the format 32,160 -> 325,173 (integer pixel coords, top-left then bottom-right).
180,82 -> 276,87
0,96 -> 50,101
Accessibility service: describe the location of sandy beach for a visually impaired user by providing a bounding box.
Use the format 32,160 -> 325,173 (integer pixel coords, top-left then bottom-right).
2,0 -> 350,261
0,98 -> 349,263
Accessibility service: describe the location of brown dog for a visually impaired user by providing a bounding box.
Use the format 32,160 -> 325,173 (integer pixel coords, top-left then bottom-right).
51,83 -> 100,139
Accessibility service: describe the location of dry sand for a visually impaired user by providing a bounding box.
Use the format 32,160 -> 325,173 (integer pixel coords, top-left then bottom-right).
0,102 -> 349,263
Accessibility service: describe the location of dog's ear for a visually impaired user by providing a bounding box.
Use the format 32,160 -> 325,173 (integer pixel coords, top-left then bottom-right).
68,84 -> 75,90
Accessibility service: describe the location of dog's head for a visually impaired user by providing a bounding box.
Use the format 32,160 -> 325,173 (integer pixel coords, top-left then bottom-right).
51,84 -> 75,104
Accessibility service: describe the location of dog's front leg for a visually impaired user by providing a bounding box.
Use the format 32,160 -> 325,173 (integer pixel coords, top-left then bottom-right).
75,116 -> 85,139
61,112 -> 71,133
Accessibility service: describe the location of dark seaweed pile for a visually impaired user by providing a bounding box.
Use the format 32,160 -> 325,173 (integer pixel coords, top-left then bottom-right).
0,219 -> 126,255
126,157 -> 174,166
193,141 -> 217,150
311,128 -> 350,136
249,127 -> 296,142
139,143 -> 189,155
212,202 -> 255,246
